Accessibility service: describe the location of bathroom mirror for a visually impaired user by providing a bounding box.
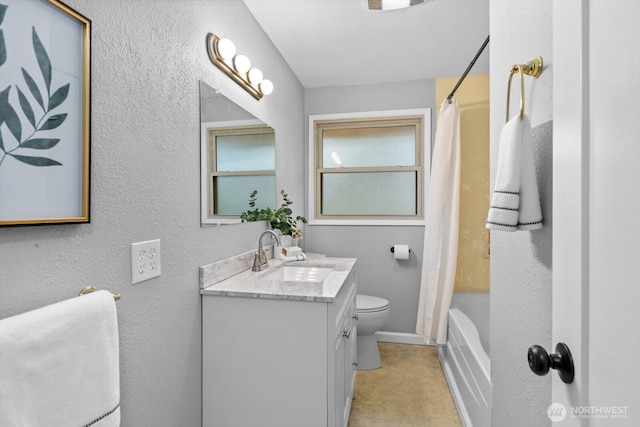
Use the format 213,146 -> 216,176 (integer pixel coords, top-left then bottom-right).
200,80 -> 276,225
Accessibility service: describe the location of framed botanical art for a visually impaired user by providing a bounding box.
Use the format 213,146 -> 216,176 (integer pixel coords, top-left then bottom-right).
0,0 -> 90,226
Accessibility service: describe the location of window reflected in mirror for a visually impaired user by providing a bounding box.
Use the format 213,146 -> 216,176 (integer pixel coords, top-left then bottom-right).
200,81 -> 275,224
205,125 -> 275,215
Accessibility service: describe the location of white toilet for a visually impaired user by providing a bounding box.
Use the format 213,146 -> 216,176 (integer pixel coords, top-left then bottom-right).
356,294 -> 390,370
305,254 -> 391,370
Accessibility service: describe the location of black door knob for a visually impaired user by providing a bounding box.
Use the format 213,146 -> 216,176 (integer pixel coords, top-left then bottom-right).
528,342 -> 574,384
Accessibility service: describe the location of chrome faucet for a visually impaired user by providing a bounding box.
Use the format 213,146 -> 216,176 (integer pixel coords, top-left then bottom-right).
252,230 -> 281,272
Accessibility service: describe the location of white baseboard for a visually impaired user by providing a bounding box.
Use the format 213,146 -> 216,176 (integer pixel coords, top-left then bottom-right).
374,331 -> 431,346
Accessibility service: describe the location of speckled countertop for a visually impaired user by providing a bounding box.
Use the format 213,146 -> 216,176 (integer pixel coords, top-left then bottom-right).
200,257 -> 356,302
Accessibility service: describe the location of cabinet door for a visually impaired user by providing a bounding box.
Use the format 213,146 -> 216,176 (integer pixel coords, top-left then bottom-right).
334,315 -> 347,427
203,296 -> 327,427
343,291 -> 357,426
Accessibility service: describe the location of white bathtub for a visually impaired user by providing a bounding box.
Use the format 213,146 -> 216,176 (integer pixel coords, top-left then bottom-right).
438,306 -> 492,427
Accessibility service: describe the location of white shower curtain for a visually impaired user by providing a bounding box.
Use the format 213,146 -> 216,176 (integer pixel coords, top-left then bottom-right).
416,99 -> 461,345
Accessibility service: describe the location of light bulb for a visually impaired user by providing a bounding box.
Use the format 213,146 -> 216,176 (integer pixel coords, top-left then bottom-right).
216,38 -> 236,60
381,0 -> 411,10
233,55 -> 251,74
260,79 -> 273,95
248,68 -> 263,85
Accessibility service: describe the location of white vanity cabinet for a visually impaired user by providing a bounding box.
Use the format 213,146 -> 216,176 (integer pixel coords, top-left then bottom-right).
201,259 -> 357,427
333,285 -> 357,427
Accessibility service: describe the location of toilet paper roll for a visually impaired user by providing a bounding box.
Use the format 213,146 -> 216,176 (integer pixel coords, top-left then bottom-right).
393,244 -> 410,260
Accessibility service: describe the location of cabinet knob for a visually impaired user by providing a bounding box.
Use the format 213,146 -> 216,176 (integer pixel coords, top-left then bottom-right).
352,314 -> 358,320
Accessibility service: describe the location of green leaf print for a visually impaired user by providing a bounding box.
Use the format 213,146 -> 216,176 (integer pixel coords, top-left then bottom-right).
21,138 -> 60,150
11,154 -> 62,167
22,68 -> 45,112
37,113 -> 67,131
17,86 -> 36,128
48,83 -> 69,111
32,27 -> 51,94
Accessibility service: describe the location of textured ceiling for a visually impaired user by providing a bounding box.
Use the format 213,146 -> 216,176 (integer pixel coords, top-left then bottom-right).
243,0 -> 490,88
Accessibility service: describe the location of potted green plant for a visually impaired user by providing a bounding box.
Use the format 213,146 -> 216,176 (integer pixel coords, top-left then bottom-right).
240,189 -> 307,238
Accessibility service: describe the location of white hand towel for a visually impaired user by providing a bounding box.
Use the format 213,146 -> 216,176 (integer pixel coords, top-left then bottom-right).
517,117 -> 544,230
486,115 -> 542,231
0,290 -> 120,427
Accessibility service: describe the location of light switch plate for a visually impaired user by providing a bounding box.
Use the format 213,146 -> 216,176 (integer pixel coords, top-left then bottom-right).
131,239 -> 161,284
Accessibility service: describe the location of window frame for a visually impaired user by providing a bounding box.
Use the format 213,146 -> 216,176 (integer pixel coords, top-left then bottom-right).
308,109 -> 431,226
200,119 -> 275,224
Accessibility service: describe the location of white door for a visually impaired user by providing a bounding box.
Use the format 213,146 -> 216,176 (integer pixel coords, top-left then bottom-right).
551,1 -> 640,425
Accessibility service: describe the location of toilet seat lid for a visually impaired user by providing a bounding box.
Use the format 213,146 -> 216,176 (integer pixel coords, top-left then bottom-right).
357,294 -> 390,313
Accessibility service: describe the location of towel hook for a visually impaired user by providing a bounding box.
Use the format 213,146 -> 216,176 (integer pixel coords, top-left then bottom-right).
506,56 -> 543,122
506,65 -> 524,121
79,286 -> 121,301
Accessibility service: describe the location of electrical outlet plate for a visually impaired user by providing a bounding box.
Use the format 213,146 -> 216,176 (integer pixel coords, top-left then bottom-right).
131,239 -> 161,284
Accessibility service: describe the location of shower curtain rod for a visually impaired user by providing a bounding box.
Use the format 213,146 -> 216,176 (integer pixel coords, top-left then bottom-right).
447,35 -> 490,101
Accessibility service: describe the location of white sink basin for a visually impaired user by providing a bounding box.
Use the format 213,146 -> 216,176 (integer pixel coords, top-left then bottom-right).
264,265 -> 334,283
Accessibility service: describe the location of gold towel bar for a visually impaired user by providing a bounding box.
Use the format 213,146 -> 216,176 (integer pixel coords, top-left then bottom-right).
78,286 -> 120,301
506,56 -> 543,121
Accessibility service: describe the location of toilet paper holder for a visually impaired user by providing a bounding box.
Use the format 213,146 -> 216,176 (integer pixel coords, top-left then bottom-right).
389,246 -> 410,253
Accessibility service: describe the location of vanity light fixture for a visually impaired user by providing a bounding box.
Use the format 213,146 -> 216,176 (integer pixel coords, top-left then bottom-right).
206,33 -> 273,100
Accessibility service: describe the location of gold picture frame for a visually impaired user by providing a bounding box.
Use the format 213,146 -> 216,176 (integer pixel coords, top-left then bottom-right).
0,0 -> 90,226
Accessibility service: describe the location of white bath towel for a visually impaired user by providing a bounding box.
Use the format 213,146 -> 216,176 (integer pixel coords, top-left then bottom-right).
486,115 -> 543,231
0,290 -> 120,427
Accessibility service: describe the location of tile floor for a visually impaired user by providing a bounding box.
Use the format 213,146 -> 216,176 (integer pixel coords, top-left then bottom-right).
348,342 -> 462,427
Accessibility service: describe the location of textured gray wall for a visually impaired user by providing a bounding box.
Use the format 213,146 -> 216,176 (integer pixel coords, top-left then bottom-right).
489,0 -> 553,425
0,1 -> 304,426
304,80 -> 436,333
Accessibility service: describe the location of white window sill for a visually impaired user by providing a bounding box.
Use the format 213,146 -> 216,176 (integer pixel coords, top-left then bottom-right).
308,219 -> 425,226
